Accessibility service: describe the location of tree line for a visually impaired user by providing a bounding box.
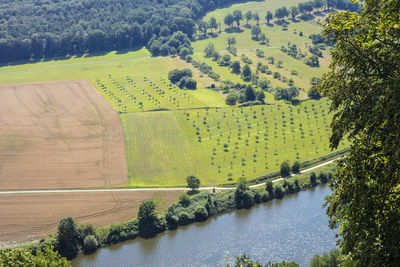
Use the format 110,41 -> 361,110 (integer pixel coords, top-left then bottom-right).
0,0 -> 242,63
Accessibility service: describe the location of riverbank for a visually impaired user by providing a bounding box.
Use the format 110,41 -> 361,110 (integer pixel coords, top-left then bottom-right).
73,183 -> 337,266
20,164 -> 335,261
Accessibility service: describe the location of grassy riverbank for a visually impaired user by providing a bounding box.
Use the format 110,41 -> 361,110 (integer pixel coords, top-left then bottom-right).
19,164 -> 336,260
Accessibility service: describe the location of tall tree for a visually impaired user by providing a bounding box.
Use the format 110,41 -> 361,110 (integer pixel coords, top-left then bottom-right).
245,11 -> 253,25
244,84 -> 256,101
233,10 -> 243,27
208,17 -> 218,32
198,21 -> 208,36
265,11 -> 273,25
57,217 -> 79,258
227,36 -> 236,49
138,200 -> 157,235
224,13 -> 235,28
320,1 -> 400,265
254,12 -> 260,25
251,25 -> 261,38
186,175 -> 200,191
289,6 -> 300,20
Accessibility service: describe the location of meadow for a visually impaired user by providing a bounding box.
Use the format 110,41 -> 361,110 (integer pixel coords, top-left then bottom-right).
120,97 -> 347,187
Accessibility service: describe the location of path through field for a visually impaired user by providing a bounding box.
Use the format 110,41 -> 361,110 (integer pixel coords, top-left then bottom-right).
0,158 -> 337,194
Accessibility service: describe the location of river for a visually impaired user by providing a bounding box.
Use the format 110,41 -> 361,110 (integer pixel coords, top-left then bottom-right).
73,184 -> 337,266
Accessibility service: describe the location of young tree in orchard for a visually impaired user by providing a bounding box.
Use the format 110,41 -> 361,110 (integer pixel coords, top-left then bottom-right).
245,11 -> 253,25
233,10 -> 243,27
224,14 -> 234,28
319,1 -> 400,264
265,11 -> 273,25
186,175 -> 200,191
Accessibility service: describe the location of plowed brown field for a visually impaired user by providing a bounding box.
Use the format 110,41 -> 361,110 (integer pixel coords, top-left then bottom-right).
0,190 -> 180,246
0,80 -> 127,190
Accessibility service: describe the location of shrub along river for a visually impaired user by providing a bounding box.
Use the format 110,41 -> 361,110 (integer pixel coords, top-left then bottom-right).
72,184 -> 337,266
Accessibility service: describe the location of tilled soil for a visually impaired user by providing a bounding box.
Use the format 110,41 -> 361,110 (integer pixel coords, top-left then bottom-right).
0,80 -> 128,190
0,190 -> 181,246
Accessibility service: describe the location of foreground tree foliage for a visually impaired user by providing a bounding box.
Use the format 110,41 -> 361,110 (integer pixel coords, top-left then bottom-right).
320,1 -> 400,265
226,254 -> 299,267
0,245 -> 70,266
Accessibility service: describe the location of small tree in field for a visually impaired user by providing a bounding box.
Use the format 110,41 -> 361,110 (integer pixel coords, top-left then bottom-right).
280,161 -> 291,177
186,175 -> 200,191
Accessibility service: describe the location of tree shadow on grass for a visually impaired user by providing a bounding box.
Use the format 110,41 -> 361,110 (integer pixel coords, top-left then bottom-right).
0,45 -> 145,68
299,13 -> 315,21
225,27 -> 244,34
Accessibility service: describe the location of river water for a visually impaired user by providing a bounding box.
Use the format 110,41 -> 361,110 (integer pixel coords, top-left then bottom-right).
73,184 -> 337,267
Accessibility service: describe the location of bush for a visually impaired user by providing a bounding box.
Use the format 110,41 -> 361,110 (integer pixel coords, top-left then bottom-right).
292,161 -> 301,173
179,193 -> 191,207
165,212 -> 179,227
261,191 -> 270,202
184,78 -> 197,89
273,185 -> 285,199
318,172 -> 328,183
178,212 -> 193,225
168,69 -> 192,83
194,206 -> 208,221
83,235 -> 98,254
226,94 -> 238,106
280,161 -> 291,177
266,180 -> 274,196
310,172 -> 317,186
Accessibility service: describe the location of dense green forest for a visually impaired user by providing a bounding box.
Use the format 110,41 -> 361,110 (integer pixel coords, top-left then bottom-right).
0,0 -> 357,63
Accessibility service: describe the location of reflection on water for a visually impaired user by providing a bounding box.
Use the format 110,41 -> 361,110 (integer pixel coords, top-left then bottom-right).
73,184 -> 336,267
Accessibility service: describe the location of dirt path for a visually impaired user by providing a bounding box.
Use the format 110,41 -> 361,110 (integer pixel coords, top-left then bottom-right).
0,158 -> 338,195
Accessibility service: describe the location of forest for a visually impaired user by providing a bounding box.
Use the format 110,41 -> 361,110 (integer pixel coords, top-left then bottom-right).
0,0 -> 357,63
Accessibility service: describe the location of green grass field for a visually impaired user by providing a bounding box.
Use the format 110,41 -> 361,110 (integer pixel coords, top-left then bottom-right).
118,98 -> 347,187
0,0 -> 344,187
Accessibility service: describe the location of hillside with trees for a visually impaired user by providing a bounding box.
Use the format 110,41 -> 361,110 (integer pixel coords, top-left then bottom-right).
0,0 -> 358,63
0,0 -> 240,62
